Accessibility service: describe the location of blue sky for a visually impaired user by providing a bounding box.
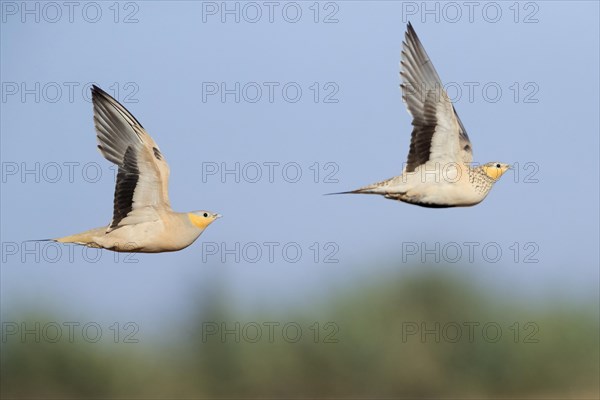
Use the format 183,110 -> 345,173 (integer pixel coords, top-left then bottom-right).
1,1 -> 598,337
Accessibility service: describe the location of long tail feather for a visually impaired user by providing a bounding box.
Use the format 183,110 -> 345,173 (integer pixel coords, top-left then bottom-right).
53,227 -> 106,246
324,190 -> 365,195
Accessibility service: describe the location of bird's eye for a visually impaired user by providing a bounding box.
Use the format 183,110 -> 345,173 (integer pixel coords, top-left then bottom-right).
496,163 -> 501,168
203,213 -> 208,217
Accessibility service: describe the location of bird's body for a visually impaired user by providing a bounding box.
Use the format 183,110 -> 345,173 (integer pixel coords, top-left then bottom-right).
56,211 -> 214,253
337,23 -> 510,207
52,85 -> 220,253
352,163 -> 501,208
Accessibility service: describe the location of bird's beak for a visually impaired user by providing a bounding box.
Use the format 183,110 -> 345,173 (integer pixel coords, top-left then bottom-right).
214,214 -> 223,219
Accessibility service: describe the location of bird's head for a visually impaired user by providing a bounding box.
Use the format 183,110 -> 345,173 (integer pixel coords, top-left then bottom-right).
187,211 -> 222,229
482,162 -> 511,181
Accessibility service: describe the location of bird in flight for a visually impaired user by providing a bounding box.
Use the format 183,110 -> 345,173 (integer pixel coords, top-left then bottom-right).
333,23 -> 510,207
50,85 -> 221,252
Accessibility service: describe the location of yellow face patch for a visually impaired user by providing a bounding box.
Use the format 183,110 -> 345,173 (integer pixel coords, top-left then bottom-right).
188,213 -> 213,229
483,165 -> 509,180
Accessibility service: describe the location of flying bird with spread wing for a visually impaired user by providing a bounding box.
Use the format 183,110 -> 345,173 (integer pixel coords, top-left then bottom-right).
50,85 -> 221,252
332,23 -> 510,207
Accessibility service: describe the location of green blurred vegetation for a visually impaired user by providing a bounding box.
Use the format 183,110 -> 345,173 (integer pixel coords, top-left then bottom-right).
2,268 -> 598,399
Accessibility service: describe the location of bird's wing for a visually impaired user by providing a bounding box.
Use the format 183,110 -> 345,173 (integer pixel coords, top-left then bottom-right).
91,85 -> 171,231
400,22 -> 473,173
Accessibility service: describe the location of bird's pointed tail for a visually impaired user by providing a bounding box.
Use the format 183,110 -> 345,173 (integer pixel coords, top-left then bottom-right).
34,227 -> 107,247
325,182 -> 392,196
324,188 -> 376,196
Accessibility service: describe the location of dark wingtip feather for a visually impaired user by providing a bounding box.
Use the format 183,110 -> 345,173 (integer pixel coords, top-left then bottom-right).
91,84 -> 105,97
406,21 -> 416,36
91,85 -> 116,105
90,83 -> 145,129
